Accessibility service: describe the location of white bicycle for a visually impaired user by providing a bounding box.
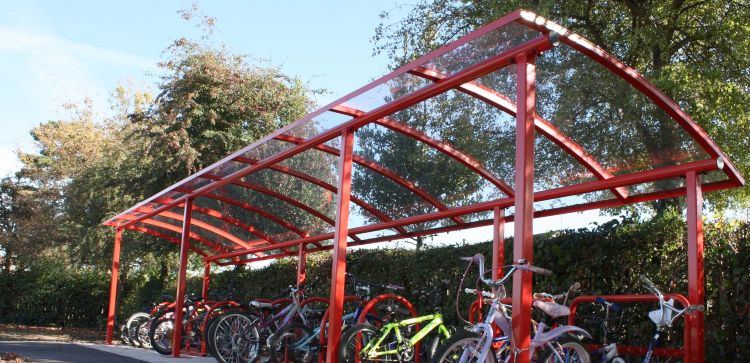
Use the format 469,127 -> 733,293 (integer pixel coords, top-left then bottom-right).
431,253 -> 591,363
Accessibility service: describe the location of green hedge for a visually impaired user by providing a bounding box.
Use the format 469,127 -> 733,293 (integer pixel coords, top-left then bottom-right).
0,214 -> 747,359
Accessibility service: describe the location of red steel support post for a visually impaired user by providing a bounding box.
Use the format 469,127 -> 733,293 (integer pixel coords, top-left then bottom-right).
202,260 -> 211,300
325,129 -> 355,363
105,228 -> 123,344
297,246 -> 307,286
686,171 -> 704,362
172,198 -> 194,357
492,207 -> 505,280
511,52 -> 536,363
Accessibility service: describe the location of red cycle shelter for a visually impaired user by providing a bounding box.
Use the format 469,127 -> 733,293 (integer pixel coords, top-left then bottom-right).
103,10 -> 743,362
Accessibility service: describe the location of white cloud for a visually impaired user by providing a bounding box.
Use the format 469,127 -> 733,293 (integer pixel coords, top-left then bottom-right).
0,26 -> 153,69
0,24 -> 157,150
0,148 -> 21,177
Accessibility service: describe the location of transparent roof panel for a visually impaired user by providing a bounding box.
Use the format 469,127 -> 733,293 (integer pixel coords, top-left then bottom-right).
340,73 -> 432,113
353,86 -> 514,209
535,43 -> 710,176
534,133 -> 597,191
277,148 -> 338,187
133,222 -> 180,241
241,168 -> 337,222
351,159 -> 437,221
420,21 -> 540,76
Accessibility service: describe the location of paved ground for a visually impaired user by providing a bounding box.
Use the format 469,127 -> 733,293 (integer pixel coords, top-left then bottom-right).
0,341 -> 215,363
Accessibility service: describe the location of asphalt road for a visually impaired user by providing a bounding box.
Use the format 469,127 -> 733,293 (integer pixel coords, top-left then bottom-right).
0,341 -> 147,363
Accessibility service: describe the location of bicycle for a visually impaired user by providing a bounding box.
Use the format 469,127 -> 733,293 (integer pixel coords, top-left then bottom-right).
584,296 -> 625,363
269,272 -> 413,363
120,294 -> 174,347
639,275 -> 702,363
209,278 -> 323,363
337,309 -> 451,362
431,253 -> 591,363
148,293 -> 205,355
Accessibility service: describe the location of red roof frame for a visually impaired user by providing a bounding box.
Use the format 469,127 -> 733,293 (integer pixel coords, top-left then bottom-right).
103,10 -> 743,361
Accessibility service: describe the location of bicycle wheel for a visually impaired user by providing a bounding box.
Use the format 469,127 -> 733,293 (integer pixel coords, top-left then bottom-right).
423,326 -> 453,361
126,312 -> 149,346
338,323 -> 391,363
211,312 -> 261,363
538,337 -> 590,363
119,324 -> 132,345
149,317 -> 175,355
137,318 -> 152,348
431,330 -> 497,363
205,310 -> 233,358
268,322 -> 316,363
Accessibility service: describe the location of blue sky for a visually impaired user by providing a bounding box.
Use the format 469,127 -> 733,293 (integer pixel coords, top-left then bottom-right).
0,1 -> 610,248
0,0 -> 410,176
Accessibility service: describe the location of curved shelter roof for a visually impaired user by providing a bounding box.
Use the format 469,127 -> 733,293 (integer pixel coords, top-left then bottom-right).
103,10 -> 744,265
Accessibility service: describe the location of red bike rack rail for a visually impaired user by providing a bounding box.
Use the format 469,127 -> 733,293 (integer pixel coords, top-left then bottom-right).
568,294 -> 691,359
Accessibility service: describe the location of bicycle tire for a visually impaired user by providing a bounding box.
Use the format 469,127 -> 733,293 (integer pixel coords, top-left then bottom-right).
431,330 -> 497,363
205,309 -> 235,358
136,318 -> 153,348
338,323 -> 385,363
268,322 -> 316,363
126,312 -> 149,346
537,336 -> 590,363
211,312 -> 261,363
119,324 -> 131,345
149,317 -> 175,355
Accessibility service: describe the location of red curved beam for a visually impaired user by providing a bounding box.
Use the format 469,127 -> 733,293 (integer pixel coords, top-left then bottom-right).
156,210 -> 257,251
273,134 -> 464,225
206,193 -> 307,237
144,197 -> 277,247
190,205 -> 278,246
123,224 -> 208,257
201,193 -> 325,254
331,104 -> 516,197
233,156 -> 410,237
517,13 -> 744,186
199,173 -> 360,242
121,217 -> 227,255
408,66 -> 629,200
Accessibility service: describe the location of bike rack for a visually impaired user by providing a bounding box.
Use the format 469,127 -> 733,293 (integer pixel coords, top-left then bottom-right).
568,294 -> 692,359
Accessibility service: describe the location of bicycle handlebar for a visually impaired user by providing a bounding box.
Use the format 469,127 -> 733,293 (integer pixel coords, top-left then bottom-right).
639,274 -> 659,293
513,263 -> 552,276
461,253 -> 552,287
346,272 -> 404,292
569,282 -> 581,294
465,288 -> 494,298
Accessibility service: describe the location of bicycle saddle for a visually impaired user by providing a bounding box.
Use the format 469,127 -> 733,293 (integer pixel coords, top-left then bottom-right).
250,300 -> 274,309
533,300 -> 570,319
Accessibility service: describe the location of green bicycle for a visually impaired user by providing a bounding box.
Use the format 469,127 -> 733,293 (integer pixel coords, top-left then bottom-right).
338,312 -> 452,362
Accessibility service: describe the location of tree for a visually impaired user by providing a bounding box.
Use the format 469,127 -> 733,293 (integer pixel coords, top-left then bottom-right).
373,0 -> 750,214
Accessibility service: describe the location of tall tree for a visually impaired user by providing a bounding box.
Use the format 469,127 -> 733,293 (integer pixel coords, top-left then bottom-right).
373,0 -> 750,214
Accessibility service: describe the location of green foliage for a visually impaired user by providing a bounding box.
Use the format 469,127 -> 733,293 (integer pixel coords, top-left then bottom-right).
374,0 -> 750,212
0,263 -> 109,328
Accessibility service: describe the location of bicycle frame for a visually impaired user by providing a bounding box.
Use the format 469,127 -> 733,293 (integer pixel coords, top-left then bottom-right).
257,288 -> 309,333
361,313 -> 450,359
459,254 -> 591,363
